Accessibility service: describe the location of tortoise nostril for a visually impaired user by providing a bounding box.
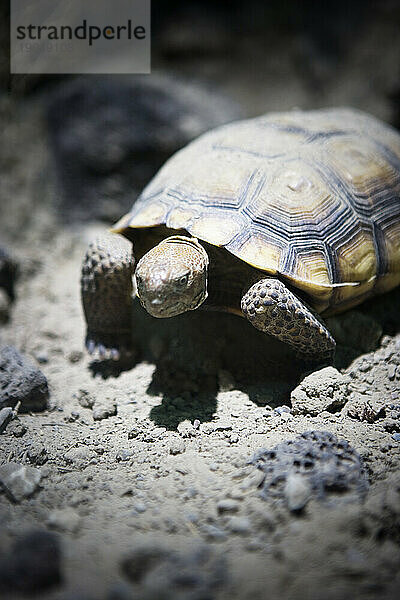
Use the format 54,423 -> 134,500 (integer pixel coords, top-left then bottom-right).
151,298 -> 162,305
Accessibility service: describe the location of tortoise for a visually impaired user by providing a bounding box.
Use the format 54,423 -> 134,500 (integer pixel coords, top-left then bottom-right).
81,108 -> 400,362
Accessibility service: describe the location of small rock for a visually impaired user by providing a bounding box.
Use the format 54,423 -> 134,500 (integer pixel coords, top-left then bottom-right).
64,446 -> 96,467
9,419 -> 27,437
0,462 -> 41,502
274,405 -> 291,416
0,346 -> 49,412
92,400 -> 117,421
34,351 -> 49,364
116,449 -> 133,462
392,433 -> 400,442
68,350 -> 83,363
169,437 -> 186,455
0,406 -> 13,432
217,498 -> 239,513
177,419 -> 196,438
228,516 -> 251,534
343,393 -> 386,423
291,367 -> 350,416
76,388 -> 95,409
0,530 -> 61,593
133,502 -> 147,513
47,507 -> 80,534
66,411 -> 80,423
284,473 -> 312,511
27,445 -> 48,465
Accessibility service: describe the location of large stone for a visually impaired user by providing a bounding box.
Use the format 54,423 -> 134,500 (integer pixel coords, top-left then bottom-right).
0,345 -> 49,412
250,431 -> 368,507
290,366 -> 350,416
0,530 -> 61,593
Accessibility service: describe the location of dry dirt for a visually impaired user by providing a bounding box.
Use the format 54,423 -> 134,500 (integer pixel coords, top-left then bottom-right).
1,27 -> 400,599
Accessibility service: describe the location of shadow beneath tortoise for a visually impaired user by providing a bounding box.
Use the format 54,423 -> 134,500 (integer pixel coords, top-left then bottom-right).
130,302 -> 307,430
89,286 -> 400,429
329,286 -> 400,370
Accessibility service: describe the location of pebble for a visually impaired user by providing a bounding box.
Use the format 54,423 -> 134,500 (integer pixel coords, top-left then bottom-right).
68,350 -> 83,363
76,389 -> 95,409
64,446 -> 97,467
217,498 -> 239,513
392,433 -> 400,442
0,345 -> 49,412
116,449 -> 133,462
92,400 -> 117,421
47,507 -> 81,534
228,516 -> 251,534
27,445 -> 48,466
0,530 -> 61,593
10,420 -> 27,437
34,351 -> 49,364
0,462 -> 41,502
284,472 -> 312,511
169,437 -> 186,455
274,405 -> 291,416
133,502 -> 147,513
343,393 -> 386,423
177,419 -> 196,437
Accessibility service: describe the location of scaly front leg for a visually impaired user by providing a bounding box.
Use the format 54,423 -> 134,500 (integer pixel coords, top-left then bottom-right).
81,234 -> 134,359
241,277 -> 335,362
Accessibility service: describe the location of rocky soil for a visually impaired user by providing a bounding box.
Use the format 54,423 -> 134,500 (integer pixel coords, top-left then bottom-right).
1,5 -> 400,598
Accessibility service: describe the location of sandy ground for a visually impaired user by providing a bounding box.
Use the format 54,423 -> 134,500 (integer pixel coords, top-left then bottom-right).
1,12 -> 400,597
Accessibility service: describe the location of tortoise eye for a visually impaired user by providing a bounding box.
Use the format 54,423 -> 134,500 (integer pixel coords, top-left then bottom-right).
177,274 -> 189,286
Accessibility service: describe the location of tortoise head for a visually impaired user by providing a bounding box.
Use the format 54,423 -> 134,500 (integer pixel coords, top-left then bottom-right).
135,236 -> 209,318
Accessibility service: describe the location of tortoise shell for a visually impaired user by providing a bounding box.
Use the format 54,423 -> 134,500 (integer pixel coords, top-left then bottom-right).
113,108 -> 400,314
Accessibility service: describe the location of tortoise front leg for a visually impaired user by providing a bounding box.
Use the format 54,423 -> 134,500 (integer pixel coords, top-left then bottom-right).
81,234 -> 134,359
241,277 -> 335,361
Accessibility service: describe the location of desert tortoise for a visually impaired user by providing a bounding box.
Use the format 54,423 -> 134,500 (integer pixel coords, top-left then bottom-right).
81,108 -> 400,361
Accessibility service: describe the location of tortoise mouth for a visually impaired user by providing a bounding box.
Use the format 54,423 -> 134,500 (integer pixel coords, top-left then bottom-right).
142,299 -> 188,318
140,291 -> 207,318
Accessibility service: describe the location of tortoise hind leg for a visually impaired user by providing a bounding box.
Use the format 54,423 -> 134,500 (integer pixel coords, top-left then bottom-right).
241,277 -> 335,362
81,234 -> 135,360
